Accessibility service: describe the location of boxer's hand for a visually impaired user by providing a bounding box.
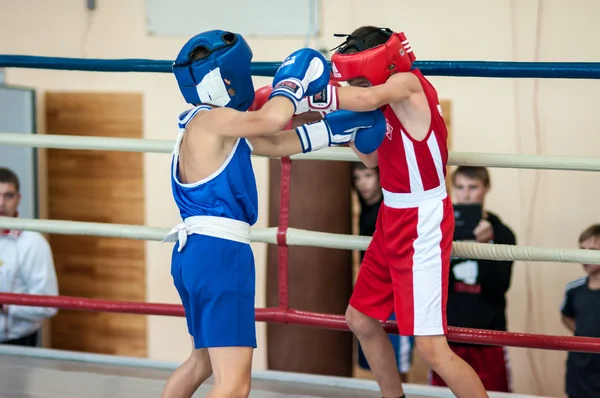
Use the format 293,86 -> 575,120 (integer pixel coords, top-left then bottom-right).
474,219 -> 494,243
295,109 -> 386,154
351,109 -> 387,154
248,85 -> 272,111
270,48 -> 329,111
295,82 -> 341,116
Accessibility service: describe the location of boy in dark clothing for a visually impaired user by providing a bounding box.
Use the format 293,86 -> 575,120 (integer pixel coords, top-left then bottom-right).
430,166 -> 516,392
561,224 -> 600,398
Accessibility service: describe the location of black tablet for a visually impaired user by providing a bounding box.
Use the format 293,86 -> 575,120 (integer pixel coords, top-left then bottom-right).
453,203 -> 482,240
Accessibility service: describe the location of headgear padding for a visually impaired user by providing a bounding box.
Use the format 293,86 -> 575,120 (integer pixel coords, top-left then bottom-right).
172,30 -> 255,111
330,29 -> 416,86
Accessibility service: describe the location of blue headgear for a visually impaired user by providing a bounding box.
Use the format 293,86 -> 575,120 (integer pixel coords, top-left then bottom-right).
172,30 -> 255,111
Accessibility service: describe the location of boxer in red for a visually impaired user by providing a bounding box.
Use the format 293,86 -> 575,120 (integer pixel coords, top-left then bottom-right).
298,26 -> 489,398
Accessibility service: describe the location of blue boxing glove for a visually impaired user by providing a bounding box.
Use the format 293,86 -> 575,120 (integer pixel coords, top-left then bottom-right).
269,48 -> 329,111
295,109 -> 386,154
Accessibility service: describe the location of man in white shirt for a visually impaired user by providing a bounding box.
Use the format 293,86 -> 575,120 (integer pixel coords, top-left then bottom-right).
0,167 -> 58,346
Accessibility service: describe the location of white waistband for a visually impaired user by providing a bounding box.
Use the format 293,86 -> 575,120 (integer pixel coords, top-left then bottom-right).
162,216 -> 251,251
382,184 -> 447,209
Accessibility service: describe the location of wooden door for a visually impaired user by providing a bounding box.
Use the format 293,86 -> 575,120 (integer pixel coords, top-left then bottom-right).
45,92 -> 146,357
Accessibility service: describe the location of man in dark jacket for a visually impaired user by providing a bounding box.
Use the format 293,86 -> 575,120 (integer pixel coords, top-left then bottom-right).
429,166 -> 516,392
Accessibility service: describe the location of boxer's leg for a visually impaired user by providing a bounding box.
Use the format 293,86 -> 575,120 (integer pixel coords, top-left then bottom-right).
202,238 -> 256,398
207,347 -> 253,398
347,225 -> 404,398
162,242 -> 213,398
161,342 -> 213,398
390,196 -> 487,398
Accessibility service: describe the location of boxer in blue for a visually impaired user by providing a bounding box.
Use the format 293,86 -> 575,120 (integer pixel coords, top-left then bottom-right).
160,30 -> 387,398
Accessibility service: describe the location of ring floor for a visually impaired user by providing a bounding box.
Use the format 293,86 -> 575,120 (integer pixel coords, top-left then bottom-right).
1,354 -> 387,398
0,353 -> 404,398
0,346 -> 548,398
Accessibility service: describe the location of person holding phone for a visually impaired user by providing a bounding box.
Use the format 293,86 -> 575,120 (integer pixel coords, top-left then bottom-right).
429,166 -> 517,393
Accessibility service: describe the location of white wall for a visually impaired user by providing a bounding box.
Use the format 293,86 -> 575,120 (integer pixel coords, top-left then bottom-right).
2,0 -> 600,396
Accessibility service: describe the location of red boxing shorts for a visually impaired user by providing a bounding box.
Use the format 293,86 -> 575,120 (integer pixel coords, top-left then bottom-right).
429,344 -> 512,392
350,194 -> 453,336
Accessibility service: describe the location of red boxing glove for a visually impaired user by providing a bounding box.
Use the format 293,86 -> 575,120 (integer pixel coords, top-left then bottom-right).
295,81 -> 341,116
248,85 -> 273,111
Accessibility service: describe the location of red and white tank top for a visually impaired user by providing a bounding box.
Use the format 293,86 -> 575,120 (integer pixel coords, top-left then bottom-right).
378,69 -> 449,198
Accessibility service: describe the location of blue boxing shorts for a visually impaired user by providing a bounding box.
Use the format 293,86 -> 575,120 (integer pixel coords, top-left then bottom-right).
170,233 -> 256,349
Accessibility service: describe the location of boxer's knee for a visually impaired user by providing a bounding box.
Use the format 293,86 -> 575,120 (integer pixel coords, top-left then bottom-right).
208,347 -> 252,398
345,305 -> 381,339
189,348 -> 212,380
414,335 -> 452,370
209,383 -> 251,398
208,371 -> 251,398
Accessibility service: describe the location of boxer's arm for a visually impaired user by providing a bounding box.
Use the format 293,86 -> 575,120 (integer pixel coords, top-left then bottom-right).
247,112 -> 324,156
204,97 -> 295,138
349,142 -> 378,168
337,73 -> 422,111
248,130 -> 302,157
250,109 -> 385,157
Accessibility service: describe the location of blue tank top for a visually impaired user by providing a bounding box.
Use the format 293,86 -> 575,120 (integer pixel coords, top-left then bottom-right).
170,105 -> 258,226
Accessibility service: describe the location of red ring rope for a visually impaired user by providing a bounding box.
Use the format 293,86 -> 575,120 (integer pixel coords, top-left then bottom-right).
273,119 -> 294,324
1,292 -> 599,353
276,156 -> 291,315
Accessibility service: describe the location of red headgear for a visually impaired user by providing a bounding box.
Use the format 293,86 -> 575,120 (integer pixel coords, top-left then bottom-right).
330,30 -> 416,86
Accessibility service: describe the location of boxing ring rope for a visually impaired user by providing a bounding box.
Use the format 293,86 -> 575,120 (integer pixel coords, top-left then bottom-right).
3,131 -> 600,171
0,291 -> 599,355
3,55 -> 600,78
276,156 -> 292,310
1,55 -> 600,371
1,215 -> 600,265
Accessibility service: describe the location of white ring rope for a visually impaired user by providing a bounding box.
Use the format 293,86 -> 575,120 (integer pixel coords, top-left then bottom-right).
1,216 -> 599,265
2,132 -> 600,171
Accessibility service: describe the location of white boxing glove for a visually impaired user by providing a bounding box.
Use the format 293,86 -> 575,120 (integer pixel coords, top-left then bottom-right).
295,83 -> 340,116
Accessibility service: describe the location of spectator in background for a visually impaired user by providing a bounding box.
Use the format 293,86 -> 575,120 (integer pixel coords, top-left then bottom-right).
0,167 -> 58,347
561,224 -> 600,398
429,166 -> 516,392
352,163 -> 414,382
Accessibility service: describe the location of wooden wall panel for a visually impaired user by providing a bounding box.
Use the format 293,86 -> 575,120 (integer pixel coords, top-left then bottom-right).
266,159 -> 354,377
45,93 -> 146,357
